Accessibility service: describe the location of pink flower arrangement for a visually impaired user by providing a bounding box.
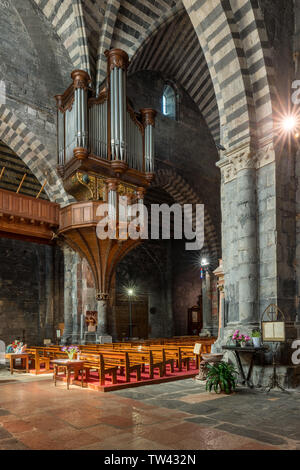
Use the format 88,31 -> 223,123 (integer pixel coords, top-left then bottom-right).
232,330 -> 251,344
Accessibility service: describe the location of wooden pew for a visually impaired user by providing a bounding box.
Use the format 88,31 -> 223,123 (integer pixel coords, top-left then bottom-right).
127,350 -> 164,379
82,349 -> 142,383
26,348 -> 51,374
79,352 -> 118,386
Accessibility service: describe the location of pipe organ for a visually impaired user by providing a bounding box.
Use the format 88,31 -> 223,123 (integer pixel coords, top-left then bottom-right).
55,49 -> 156,342
55,48 -> 156,203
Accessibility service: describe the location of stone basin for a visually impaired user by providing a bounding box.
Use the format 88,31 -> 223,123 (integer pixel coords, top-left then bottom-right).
202,353 -> 224,363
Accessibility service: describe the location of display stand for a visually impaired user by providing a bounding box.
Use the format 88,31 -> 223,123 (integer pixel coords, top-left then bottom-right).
261,304 -> 289,393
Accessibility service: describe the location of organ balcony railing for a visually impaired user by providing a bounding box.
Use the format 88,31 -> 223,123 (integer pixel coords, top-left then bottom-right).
55,48 -> 156,199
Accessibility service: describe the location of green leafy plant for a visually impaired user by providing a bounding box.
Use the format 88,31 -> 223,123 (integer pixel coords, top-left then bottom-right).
252,329 -> 261,338
206,361 -> 238,394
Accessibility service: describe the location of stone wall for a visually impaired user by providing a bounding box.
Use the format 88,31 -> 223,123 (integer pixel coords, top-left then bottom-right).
0,237 -> 64,347
0,0 -> 73,165
127,70 -> 221,238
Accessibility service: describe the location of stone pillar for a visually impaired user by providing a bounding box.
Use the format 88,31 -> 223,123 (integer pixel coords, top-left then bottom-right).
44,246 -> 54,340
164,241 -> 174,337
211,259 -> 225,353
237,167 -> 258,325
109,274 -> 118,341
61,246 -> 78,345
96,293 -> 112,343
217,148 -> 258,339
201,271 -> 213,336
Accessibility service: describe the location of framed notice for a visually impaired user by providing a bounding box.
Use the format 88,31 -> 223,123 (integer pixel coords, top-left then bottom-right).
262,321 -> 285,342
193,343 -> 202,355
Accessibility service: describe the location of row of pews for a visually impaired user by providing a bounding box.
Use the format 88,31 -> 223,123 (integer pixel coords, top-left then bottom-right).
26,336 -> 216,386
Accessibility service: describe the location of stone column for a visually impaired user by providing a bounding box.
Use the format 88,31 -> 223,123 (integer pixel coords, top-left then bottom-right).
96,293 -> 112,343
217,149 -> 258,339
201,271 -> 213,336
164,241 -> 174,337
61,246 -> 77,345
237,167 -> 258,325
211,259 -> 225,352
44,246 -> 54,340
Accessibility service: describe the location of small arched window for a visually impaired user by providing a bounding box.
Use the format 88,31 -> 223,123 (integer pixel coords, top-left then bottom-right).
162,84 -> 176,119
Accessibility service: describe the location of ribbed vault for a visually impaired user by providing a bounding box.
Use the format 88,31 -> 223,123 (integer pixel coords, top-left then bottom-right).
32,0 -> 275,155
154,168 -> 220,263
129,9 -> 220,143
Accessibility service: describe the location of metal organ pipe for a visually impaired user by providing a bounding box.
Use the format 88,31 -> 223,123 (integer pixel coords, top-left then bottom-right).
114,67 -> 119,160
106,50 -> 128,163
58,111 -> 65,166
110,70 -> 115,159
140,109 -> 156,174
70,69 -> 90,159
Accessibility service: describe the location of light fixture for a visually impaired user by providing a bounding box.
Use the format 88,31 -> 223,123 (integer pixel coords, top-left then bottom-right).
201,258 -> 209,267
127,288 -> 134,296
282,115 -> 297,132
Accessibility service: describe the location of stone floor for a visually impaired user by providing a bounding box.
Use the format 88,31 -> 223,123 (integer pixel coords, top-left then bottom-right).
0,370 -> 300,450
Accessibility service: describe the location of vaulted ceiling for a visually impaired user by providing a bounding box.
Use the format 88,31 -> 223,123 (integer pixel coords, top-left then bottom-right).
129,10 -> 219,143
32,0 -> 220,142
0,141 -> 48,200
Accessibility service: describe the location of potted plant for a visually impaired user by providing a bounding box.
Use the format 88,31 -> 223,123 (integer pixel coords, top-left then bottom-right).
252,329 -> 261,348
231,330 -> 251,348
206,361 -> 238,394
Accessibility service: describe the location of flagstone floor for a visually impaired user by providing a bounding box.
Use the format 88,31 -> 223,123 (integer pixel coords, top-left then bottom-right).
0,370 -> 300,450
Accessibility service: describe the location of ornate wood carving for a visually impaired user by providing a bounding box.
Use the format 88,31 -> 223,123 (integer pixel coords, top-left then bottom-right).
140,108 -> 156,128
71,69 -> 91,90
127,101 -> 144,134
88,88 -> 108,107
54,84 -> 74,113
105,49 -> 129,72
59,201 -> 140,295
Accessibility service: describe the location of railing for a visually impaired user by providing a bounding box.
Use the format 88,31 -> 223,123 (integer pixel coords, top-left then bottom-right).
0,189 -> 59,225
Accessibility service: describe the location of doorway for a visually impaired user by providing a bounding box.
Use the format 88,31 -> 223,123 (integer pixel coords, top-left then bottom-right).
187,301 -> 202,335
115,294 -> 149,340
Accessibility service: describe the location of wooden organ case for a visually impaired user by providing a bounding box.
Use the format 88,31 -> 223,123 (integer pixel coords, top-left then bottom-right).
55,49 -> 156,341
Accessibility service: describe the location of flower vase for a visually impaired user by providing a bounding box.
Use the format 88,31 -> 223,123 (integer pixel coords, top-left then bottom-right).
67,353 -> 74,361
252,337 -> 261,348
240,342 -> 246,348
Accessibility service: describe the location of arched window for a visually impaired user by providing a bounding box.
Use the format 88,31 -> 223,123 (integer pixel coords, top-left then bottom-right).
162,84 -> 176,119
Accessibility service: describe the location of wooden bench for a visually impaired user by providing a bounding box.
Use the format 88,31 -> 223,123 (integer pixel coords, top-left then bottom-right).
82,350 -> 142,383
26,348 -> 51,374
79,352 -> 118,386
127,350 -> 164,379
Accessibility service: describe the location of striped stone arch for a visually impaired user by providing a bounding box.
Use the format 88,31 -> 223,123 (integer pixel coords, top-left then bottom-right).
129,9 -> 221,143
32,0 -> 91,75
95,0 -> 182,89
128,0 -> 274,152
183,0 -> 275,151
0,105 -> 71,205
154,168 -> 220,263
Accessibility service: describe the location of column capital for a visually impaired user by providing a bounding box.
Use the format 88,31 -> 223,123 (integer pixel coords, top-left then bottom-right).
216,141 -> 275,183
96,292 -> 109,301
